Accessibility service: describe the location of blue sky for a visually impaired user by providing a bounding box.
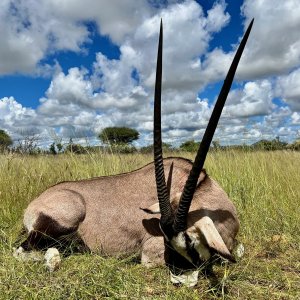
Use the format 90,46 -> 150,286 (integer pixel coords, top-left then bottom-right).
0,0 -> 299,147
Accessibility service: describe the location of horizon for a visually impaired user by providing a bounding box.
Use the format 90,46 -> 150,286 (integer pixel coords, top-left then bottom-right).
0,0 -> 300,148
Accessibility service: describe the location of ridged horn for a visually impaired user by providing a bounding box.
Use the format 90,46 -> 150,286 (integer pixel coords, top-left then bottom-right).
153,20 -> 174,228
173,19 -> 254,234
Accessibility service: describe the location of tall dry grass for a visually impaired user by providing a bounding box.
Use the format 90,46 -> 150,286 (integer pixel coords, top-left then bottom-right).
0,150 -> 299,299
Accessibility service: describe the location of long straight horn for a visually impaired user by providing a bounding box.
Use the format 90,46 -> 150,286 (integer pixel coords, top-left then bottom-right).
153,20 -> 174,229
173,19 -> 254,234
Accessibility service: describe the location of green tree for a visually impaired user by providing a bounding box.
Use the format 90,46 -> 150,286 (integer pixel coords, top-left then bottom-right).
49,142 -> 64,154
56,143 -> 63,153
99,127 -> 139,145
65,143 -> 86,154
64,138 -> 86,154
179,140 -> 200,152
252,137 -> 287,151
49,142 -> 57,155
286,139 -> 300,151
0,129 -> 13,151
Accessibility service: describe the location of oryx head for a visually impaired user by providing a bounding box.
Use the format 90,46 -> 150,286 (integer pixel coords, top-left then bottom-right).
153,19 -> 254,267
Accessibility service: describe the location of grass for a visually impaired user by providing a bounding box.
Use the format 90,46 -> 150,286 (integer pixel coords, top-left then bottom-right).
0,150 -> 299,299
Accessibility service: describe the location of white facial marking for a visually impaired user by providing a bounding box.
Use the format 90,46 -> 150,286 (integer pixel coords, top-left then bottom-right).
173,232 -> 186,249
170,270 -> 199,287
171,231 -> 191,262
171,232 -> 192,263
188,232 -> 211,261
171,230 -> 212,263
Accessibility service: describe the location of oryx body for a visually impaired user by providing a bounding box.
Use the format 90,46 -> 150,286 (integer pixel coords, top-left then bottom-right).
23,157 -> 238,266
19,19 -> 254,282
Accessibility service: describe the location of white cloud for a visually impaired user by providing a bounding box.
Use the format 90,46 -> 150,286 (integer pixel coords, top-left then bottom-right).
205,0 -> 230,33
0,0 -> 91,75
264,106 -> 291,128
291,112 -> 300,125
25,0 -> 230,144
276,67 -> 300,111
92,51 -> 137,94
0,0 -> 153,75
0,97 -> 38,139
223,80 -> 274,118
0,97 -> 36,126
199,0 -> 300,82
1,0 -> 300,146
51,0 -> 152,44
45,68 -> 93,106
238,0 -> 300,78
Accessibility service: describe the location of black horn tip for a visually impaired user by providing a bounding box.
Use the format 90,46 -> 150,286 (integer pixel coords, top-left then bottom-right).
244,18 -> 254,36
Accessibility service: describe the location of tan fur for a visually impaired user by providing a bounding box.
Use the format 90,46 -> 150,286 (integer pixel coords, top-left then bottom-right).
23,157 -> 239,265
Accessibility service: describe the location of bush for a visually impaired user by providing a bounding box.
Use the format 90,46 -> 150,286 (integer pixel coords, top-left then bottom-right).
252,137 -> 287,151
65,144 -> 87,154
286,140 -> 300,151
179,140 -> 200,152
109,144 -> 137,154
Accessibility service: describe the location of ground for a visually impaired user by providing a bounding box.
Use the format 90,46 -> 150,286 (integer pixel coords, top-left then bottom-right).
0,150 -> 299,299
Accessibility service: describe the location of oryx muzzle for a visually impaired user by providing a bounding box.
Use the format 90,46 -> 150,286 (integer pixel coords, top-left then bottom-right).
19,19 -> 254,284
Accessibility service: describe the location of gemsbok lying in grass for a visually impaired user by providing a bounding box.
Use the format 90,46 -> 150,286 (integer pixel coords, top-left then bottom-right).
16,19 -> 254,286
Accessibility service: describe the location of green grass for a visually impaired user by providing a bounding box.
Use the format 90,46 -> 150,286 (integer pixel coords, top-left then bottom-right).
0,150 -> 299,299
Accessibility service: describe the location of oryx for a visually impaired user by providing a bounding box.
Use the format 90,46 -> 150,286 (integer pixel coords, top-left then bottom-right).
17,19 -> 253,285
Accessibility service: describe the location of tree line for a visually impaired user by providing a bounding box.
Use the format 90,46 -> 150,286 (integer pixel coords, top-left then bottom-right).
0,127 -> 300,154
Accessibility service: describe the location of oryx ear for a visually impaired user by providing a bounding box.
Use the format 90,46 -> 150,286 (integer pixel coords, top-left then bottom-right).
195,216 -> 236,262
140,202 -> 161,214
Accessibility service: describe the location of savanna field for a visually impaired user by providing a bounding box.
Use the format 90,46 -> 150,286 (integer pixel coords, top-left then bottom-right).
0,150 -> 299,299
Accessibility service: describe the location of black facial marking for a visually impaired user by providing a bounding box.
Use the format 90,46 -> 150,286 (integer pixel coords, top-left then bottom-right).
164,241 -> 195,275
159,220 -> 174,241
184,233 -> 202,266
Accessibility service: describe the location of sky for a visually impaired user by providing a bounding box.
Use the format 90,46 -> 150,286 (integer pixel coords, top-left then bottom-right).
0,0 -> 300,148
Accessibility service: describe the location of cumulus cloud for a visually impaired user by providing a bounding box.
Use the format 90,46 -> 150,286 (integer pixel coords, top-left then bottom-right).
291,112 -> 300,125
0,97 -> 36,126
199,0 -> 300,83
223,80 -> 274,118
134,0 -> 230,91
0,97 -> 38,139
0,0 -> 91,75
0,0 -> 152,75
21,0 -> 230,142
205,0 -> 230,33
276,67 -> 300,111
1,0 -> 300,146
238,0 -> 300,79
